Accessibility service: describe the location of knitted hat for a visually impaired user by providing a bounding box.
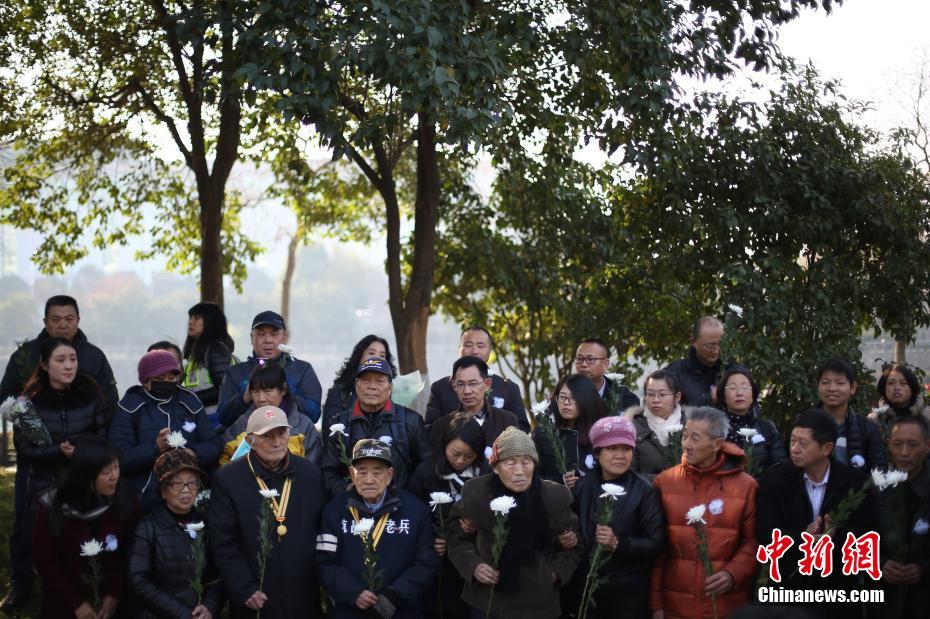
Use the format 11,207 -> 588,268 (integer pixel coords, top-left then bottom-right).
153,448 -> 203,483
589,416 -> 637,449
138,350 -> 181,384
489,426 -> 538,466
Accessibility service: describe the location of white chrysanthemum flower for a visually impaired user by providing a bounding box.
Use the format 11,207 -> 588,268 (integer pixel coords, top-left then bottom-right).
728,304 -> 744,317
605,373 -> 625,382
599,484 -> 626,500
531,400 -> 550,416
277,343 -> 295,354
737,428 -> 758,440
685,504 -> 707,525
885,469 -> 909,487
871,469 -> 888,490
259,488 -> 279,499
80,539 -> 103,557
104,534 -> 118,552
0,396 -> 16,420
429,491 -> 454,511
708,499 -> 724,515
166,431 -> 187,449
666,423 -> 684,434
185,522 -> 205,539
355,518 -> 375,535
489,495 -> 518,516
329,423 -> 348,437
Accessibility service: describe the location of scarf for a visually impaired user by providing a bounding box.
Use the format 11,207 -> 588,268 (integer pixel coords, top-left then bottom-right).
489,473 -> 550,592
643,405 -> 683,447
725,403 -> 758,446
441,466 -> 479,501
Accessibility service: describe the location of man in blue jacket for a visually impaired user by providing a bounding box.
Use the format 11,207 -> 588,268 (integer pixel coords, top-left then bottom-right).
216,310 -> 323,426
316,439 -> 439,619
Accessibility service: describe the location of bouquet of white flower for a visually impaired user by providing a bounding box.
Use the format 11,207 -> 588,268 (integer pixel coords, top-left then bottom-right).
1,396 -> 52,445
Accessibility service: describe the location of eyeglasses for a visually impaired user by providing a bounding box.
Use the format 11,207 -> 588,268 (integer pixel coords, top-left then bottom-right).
724,385 -> 752,392
574,355 -> 606,365
167,480 -> 199,492
452,380 -> 485,392
556,394 -> 575,404
699,343 -> 721,351
645,391 -> 673,399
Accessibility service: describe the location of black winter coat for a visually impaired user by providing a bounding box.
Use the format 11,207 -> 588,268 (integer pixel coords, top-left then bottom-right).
756,458 -> 879,590
322,384 -> 355,437
209,453 -> 326,619
664,347 -> 727,407
0,328 -> 118,417
601,376 -> 640,415
428,403 -> 518,451
531,426 -> 597,483
722,404 -> 787,478
14,375 -> 108,505
426,374 -> 528,431
321,401 -> 431,496
828,407 -> 887,472
128,503 -> 224,618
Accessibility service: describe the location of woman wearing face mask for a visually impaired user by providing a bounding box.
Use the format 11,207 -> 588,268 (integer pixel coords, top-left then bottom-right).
108,350 -> 222,510
408,413 -> 488,619
32,434 -> 138,619
447,427 -> 584,619
569,417 -> 665,619
219,363 -> 322,465
533,374 -> 604,489
624,370 -> 687,481
128,448 -> 224,619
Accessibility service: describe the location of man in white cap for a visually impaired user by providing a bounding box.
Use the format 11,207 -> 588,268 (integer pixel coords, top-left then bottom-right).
209,405 -> 326,618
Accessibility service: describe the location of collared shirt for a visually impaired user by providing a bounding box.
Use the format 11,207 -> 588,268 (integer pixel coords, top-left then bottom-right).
364,490 -> 388,513
597,380 -> 606,398
804,463 -> 831,518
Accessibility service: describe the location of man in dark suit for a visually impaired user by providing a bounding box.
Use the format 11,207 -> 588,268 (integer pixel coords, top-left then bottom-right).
425,326 -> 528,431
574,337 -> 639,414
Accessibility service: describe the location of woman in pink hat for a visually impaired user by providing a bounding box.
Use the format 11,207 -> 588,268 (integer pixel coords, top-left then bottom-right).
568,416 -> 666,619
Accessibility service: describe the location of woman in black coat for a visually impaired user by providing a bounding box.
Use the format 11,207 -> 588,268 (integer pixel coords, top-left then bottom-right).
407,412 -> 488,619
532,374 -> 606,490
321,334 -> 396,435
128,448 -> 223,619
570,416 -> 665,619
716,364 -> 786,477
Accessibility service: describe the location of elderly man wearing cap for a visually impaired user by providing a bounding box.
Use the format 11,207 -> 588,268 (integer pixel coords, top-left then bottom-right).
447,426 -> 584,619
216,310 -> 323,427
109,349 -> 222,511
321,358 -> 431,496
128,448 -> 225,618
569,416 -> 664,619
316,438 -> 439,619
209,405 -> 326,619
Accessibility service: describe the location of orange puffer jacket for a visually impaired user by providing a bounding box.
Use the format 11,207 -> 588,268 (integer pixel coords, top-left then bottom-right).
650,442 -> 758,619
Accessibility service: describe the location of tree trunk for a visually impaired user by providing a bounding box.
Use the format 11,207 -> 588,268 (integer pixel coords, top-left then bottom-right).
199,186 -> 225,307
895,338 -> 906,363
281,231 -> 300,326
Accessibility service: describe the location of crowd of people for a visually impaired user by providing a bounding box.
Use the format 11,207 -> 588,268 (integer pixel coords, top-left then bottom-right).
0,296 -> 928,619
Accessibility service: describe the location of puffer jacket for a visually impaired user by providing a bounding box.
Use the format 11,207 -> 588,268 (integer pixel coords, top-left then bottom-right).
531,425 -> 597,483
447,474 -> 584,619
624,405 -> 688,481
128,503 -> 224,618
220,397 -> 322,465
14,374 -> 108,505
321,400 -> 431,496
651,442 -> 758,619
109,385 -> 222,509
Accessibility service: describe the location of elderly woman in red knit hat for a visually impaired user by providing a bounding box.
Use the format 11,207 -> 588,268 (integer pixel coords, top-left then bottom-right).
108,350 -> 222,510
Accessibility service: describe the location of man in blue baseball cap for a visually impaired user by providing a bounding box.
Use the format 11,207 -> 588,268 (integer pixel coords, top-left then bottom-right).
216,310 -> 323,428
321,359 -> 431,496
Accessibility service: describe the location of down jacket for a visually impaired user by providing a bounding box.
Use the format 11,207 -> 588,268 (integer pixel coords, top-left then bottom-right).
128,503 -> 224,618
651,442 -> 758,619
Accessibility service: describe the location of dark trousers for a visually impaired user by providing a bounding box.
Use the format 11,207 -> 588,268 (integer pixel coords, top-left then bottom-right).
7,465 -> 33,589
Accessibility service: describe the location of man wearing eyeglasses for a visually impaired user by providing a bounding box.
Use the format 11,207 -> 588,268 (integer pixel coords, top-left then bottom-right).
430,356 -> 519,452
664,317 -> 729,407
425,326 -> 529,432
574,338 -> 639,414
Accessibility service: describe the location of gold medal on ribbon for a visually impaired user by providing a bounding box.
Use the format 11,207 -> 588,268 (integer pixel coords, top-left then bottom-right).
249,454 -> 293,540
277,523 -> 288,537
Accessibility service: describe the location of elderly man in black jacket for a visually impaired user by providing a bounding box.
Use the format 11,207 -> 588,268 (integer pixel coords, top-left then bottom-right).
664,316 -> 727,407
425,326 -> 528,431
0,294 -> 118,610
209,406 -> 326,618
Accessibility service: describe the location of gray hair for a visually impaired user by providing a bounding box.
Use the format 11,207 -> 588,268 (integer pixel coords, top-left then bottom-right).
691,316 -> 724,341
687,406 -> 730,440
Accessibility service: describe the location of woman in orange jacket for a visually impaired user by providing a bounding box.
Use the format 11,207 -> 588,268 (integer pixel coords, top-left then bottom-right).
651,407 -> 758,619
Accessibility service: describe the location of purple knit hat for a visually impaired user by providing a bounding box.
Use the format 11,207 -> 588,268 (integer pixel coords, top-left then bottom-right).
589,416 -> 637,449
138,350 -> 181,384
